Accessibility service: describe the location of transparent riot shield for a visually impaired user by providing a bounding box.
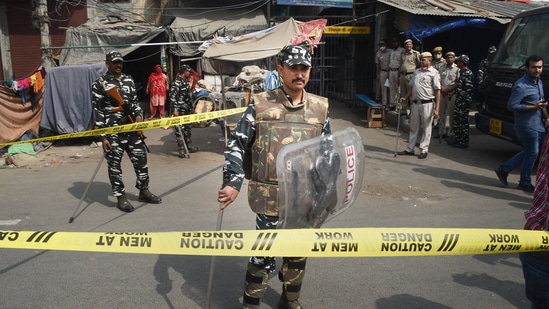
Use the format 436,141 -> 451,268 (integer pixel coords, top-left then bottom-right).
276,127 -> 364,229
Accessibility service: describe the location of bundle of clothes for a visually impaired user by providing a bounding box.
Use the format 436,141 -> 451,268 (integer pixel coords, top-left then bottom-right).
3,68 -> 46,109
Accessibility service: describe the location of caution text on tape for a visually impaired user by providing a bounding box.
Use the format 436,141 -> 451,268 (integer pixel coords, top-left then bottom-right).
1,228 -> 548,257
0,107 -> 246,147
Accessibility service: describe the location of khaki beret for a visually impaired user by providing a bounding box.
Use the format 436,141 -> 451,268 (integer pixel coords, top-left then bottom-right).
445,51 -> 455,57
433,46 -> 443,52
404,39 -> 413,44
420,51 -> 432,58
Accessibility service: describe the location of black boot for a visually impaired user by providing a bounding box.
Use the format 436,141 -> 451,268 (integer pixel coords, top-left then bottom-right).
187,145 -> 199,153
117,194 -> 135,212
138,189 -> 162,204
185,138 -> 198,153
178,147 -> 187,158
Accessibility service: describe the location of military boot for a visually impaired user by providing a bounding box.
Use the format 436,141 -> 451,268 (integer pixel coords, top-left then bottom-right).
185,139 -> 198,153
278,290 -> 302,309
178,147 -> 187,158
138,189 -> 162,204
187,144 -> 198,153
117,194 -> 135,212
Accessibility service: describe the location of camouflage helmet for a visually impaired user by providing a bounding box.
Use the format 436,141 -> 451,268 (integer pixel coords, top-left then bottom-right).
456,54 -> 470,65
180,64 -> 193,73
277,45 -> 311,67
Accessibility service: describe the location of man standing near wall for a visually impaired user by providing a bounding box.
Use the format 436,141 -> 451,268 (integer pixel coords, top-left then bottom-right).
399,39 -> 420,118
447,54 -> 474,149
375,39 -> 391,108
436,51 -> 459,139
396,51 -> 441,159
388,37 -> 404,110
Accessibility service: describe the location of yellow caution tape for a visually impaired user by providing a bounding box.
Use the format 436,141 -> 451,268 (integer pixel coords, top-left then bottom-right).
1,228 -> 548,257
0,107 -> 247,147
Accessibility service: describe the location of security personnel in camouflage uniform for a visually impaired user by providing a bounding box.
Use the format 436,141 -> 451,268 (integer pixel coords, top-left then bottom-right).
217,45 -> 331,309
447,54 -> 474,148
169,64 -> 198,156
91,51 -> 162,212
478,46 -> 497,93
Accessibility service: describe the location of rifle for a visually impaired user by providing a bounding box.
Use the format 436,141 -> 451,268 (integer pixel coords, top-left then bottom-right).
103,84 -> 150,153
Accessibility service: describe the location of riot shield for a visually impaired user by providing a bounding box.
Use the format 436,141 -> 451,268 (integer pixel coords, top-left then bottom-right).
276,127 -> 364,229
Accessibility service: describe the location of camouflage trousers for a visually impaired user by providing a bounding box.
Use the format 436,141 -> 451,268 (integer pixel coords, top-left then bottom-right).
452,98 -> 471,146
104,132 -> 149,196
243,214 -> 306,308
174,124 -> 192,145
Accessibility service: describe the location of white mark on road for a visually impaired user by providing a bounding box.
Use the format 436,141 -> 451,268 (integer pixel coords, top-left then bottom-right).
0,219 -> 21,225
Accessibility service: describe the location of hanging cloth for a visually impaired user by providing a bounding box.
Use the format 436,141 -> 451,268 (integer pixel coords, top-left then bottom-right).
33,71 -> 44,93
18,78 -> 29,104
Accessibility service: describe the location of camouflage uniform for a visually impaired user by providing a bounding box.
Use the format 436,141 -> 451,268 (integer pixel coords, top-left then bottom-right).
169,75 -> 195,152
478,58 -> 489,90
91,71 -> 149,196
223,87 -> 330,309
453,67 -> 474,147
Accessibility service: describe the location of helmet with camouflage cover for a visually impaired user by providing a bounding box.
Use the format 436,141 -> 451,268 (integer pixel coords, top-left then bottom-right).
456,54 -> 470,66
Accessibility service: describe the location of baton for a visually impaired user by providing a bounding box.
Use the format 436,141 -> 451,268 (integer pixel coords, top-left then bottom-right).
175,124 -> 190,158
205,208 -> 224,309
394,103 -> 402,157
206,116 -> 229,308
68,154 -> 105,223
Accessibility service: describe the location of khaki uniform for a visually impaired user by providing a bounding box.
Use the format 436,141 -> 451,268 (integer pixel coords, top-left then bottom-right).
375,48 -> 391,105
432,58 -> 446,71
404,67 -> 441,155
438,63 -> 459,136
399,49 -> 420,114
388,47 -> 405,107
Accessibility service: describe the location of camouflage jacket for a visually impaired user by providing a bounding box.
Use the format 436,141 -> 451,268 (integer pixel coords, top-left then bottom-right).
477,58 -> 489,87
91,72 -> 141,129
169,76 -> 192,114
222,88 -> 331,215
456,67 -> 474,103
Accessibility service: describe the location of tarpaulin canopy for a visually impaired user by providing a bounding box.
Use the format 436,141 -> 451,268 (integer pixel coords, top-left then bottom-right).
405,18 -> 498,42
203,18 -> 302,61
40,63 -> 106,134
167,8 -> 268,57
59,19 -> 166,66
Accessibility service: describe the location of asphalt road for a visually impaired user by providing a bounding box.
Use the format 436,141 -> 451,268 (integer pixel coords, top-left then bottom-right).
0,101 -> 532,309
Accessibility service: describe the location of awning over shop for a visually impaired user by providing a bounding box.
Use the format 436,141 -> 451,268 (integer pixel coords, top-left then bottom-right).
203,18 -> 301,61
377,0 -> 539,24
167,8 -> 268,57
59,19 -> 166,66
406,18 -> 490,42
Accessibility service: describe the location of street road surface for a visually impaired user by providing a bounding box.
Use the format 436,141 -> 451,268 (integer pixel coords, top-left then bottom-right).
0,101 -> 531,309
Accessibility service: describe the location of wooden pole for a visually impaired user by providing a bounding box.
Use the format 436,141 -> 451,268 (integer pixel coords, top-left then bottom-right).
37,0 -> 55,69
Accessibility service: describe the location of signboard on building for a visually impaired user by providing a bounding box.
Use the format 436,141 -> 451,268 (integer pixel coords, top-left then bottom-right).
324,26 -> 370,35
277,0 -> 353,9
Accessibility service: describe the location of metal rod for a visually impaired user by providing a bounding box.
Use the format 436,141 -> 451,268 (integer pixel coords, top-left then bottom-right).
68,154 -> 105,223
43,41 -> 205,50
394,104 -> 402,157
205,208 -> 224,309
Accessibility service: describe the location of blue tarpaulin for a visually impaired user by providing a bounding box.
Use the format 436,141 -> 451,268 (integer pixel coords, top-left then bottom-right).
406,18 -> 490,42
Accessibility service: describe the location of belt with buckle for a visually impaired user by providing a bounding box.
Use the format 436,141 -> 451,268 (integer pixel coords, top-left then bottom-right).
381,69 -> 388,72
405,71 -> 414,75
414,99 -> 434,104
390,68 -> 399,71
